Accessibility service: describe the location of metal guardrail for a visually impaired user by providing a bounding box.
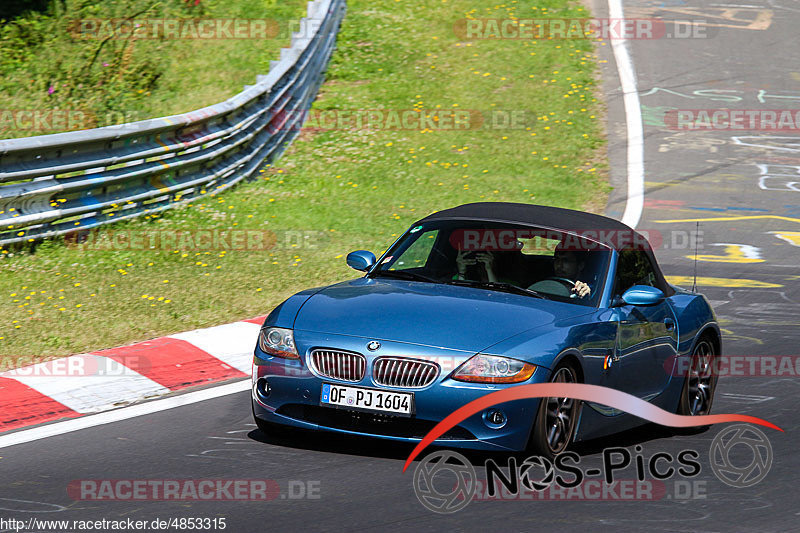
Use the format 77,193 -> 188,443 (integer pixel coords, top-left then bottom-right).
0,0 -> 346,246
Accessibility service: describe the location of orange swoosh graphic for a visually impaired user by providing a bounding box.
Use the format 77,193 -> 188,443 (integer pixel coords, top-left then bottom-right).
402,383 -> 782,472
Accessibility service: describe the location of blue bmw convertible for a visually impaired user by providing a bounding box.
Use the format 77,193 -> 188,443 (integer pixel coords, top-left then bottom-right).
252,203 -> 720,457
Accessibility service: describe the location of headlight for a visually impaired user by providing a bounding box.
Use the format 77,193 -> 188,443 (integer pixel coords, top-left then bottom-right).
257,327 -> 299,359
452,354 -> 536,384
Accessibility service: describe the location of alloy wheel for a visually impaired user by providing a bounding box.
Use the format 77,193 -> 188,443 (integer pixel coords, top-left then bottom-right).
545,366 -> 578,453
687,340 -> 715,416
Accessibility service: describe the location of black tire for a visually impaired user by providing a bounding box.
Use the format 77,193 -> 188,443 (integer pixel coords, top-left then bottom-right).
677,336 -> 717,417
528,362 -> 581,460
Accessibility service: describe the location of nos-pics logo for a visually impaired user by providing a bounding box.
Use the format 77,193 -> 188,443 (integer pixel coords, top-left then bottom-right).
412,424 -> 773,513
413,451 -> 477,514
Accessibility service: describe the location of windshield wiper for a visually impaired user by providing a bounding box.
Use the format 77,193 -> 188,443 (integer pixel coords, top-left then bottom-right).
448,279 -> 546,299
370,269 -> 440,284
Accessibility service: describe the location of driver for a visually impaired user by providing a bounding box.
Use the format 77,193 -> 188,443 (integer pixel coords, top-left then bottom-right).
527,243 -> 592,299
552,249 -> 591,298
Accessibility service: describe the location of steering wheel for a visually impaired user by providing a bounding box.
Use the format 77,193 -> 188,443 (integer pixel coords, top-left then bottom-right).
528,277 -> 577,298
548,277 -> 576,289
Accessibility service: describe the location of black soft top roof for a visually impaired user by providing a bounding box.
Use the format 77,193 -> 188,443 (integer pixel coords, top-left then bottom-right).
414,202 -> 674,295
415,202 -> 633,236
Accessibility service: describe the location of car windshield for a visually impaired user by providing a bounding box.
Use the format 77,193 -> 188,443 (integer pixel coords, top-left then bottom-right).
370,220 -> 612,306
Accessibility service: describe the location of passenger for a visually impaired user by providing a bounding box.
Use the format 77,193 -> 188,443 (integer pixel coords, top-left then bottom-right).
454,249 -> 521,285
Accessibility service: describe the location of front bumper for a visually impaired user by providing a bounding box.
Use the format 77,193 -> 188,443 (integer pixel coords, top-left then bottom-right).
251,331 -> 550,452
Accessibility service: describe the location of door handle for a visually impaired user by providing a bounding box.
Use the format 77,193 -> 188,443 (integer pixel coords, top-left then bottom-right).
664,318 -> 675,331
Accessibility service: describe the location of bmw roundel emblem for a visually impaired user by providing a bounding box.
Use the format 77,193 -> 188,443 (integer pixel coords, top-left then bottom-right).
367,341 -> 381,351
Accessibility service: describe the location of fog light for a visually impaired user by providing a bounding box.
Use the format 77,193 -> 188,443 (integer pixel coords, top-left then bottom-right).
254,378 -> 271,403
484,408 -> 507,429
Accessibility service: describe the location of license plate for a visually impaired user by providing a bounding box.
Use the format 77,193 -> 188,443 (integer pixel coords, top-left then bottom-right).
320,383 -> 414,416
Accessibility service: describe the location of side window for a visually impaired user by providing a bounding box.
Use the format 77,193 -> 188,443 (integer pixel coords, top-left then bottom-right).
614,250 -> 657,296
390,230 -> 438,270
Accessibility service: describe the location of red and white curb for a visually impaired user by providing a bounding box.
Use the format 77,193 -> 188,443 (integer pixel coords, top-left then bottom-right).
0,316 -> 265,434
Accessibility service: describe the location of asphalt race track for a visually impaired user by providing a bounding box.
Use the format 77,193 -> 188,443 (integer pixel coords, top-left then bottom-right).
2,1 -> 798,531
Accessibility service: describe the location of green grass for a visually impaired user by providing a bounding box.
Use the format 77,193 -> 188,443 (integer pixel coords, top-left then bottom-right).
0,0 -> 308,137
0,0 -> 610,361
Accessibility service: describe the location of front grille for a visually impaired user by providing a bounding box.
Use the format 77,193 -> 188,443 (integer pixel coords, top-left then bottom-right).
309,349 -> 366,382
276,404 -> 476,440
373,357 -> 439,388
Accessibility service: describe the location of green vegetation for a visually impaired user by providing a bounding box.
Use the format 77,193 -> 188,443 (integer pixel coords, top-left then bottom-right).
0,0 -> 610,360
0,0 -> 308,137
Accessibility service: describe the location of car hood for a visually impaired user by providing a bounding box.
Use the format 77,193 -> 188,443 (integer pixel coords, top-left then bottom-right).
293,277 -> 593,353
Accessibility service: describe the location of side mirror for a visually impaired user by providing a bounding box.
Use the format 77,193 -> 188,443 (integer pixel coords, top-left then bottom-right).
621,285 -> 665,306
346,250 -> 376,272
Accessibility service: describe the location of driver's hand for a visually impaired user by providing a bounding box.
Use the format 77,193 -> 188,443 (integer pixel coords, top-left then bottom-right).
572,281 -> 591,298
